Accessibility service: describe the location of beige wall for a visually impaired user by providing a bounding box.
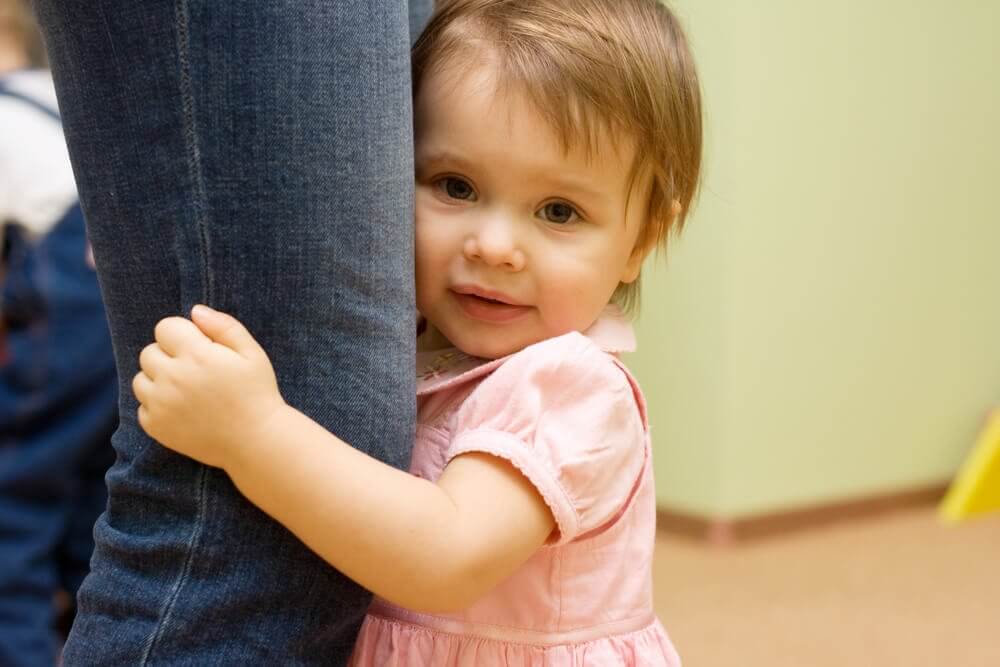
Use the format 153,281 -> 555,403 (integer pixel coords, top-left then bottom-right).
629,0 -> 1000,518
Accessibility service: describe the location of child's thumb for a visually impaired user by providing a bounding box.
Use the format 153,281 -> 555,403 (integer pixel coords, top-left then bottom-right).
190,305 -> 261,357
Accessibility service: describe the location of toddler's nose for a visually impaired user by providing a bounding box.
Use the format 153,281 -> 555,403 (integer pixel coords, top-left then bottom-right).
463,214 -> 525,272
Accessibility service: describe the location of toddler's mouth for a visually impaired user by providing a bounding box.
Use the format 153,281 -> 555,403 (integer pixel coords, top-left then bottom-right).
470,294 -> 503,304
450,287 -> 532,323
450,285 -> 525,307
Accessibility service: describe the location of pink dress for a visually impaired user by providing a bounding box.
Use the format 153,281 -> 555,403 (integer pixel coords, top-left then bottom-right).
350,309 -> 681,666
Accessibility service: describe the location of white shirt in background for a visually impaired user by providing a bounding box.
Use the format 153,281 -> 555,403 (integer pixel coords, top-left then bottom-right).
0,69 -> 78,238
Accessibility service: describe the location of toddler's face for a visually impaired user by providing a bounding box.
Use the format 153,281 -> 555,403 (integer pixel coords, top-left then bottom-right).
413,62 -> 649,359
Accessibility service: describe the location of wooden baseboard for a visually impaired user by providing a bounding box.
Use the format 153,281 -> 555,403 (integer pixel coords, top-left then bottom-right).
657,482 -> 950,546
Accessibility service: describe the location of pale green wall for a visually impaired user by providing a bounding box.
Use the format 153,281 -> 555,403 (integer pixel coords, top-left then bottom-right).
629,0 -> 1000,518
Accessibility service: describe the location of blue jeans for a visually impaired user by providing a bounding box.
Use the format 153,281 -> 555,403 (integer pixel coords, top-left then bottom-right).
0,206 -> 117,667
30,1 -> 431,663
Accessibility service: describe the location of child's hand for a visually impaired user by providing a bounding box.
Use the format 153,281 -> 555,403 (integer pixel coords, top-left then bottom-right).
133,305 -> 286,469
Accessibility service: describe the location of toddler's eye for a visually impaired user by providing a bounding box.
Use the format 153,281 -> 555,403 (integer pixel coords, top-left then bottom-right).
539,202 -> 579,224
437,177 -> 476,201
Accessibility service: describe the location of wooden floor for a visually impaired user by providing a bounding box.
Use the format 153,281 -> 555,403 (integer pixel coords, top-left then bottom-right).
652,507 -> 1000,667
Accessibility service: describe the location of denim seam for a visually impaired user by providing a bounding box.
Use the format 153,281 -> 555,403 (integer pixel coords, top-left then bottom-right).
173,0 -> 213,306
139,464 -> 209,664
138,2 -> 212,662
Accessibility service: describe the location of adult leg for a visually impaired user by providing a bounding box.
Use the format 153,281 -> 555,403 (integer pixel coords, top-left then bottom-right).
31,1 -> 432,663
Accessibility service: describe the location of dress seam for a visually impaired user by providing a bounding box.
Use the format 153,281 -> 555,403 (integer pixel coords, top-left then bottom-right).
364,608 -> 659,648
447,428 -> 580,544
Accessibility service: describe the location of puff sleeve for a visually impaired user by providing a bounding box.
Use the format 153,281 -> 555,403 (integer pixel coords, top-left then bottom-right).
446,333 -> 647,545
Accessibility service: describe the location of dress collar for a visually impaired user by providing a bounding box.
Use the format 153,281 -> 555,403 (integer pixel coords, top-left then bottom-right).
416,305 -> 635,396
578,305 -> 636,354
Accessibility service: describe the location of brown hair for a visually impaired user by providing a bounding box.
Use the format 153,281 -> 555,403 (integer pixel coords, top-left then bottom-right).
412,0 -> 702,313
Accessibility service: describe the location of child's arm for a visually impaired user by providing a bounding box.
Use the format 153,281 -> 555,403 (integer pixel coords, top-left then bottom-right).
227,411 -> 554,612
133,306 -> 554,613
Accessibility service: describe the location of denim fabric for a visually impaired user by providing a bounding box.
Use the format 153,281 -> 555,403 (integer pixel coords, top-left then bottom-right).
0,205 -> 117,667
30,0 -> 431,664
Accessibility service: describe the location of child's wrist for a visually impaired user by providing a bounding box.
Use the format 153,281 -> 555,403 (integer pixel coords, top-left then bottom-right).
222,398 -> 292,474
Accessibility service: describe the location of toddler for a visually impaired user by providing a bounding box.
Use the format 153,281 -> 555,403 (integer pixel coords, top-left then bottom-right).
133,0 -> 701,664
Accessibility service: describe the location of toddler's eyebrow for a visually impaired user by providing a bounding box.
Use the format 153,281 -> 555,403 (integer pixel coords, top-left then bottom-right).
535,175 -> 604,202
415,150 -> 475,172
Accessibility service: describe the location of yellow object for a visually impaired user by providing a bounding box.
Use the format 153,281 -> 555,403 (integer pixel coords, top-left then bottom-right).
939,410 -> 1000,522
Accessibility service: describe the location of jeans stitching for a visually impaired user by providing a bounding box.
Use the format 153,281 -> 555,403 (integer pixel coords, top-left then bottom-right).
173,0 -> 213,307
140,464 -> 210,665
138,1 -> 212,662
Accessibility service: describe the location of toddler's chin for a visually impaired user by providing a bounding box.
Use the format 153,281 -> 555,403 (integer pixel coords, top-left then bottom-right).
454,334 -> 539,361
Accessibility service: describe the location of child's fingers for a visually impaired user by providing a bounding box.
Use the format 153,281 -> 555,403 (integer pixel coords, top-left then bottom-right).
154,316 -> 209,357
138,343 -> 171,379
132,371 -> 154,404
190,305 -> 263,358
137,403 -> 153,435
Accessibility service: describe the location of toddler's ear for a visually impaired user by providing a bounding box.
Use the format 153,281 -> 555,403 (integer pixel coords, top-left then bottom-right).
620,199 -> 682,284
668,199 -> 683,219
621,245 -> 651,284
